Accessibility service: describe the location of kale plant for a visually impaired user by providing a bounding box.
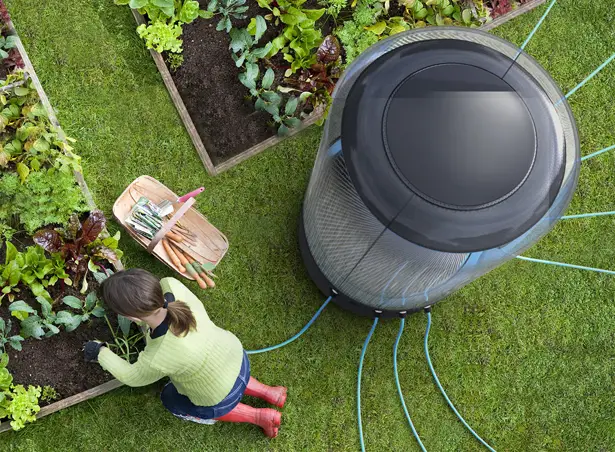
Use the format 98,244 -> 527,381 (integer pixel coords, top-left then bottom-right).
0,318 -> 23,353
205,0 -> 249,33
55,292 -> 105,332
9,298 -> 60,340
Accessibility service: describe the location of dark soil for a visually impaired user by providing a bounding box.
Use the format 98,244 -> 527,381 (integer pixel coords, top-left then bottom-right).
0,237 -> 120,406
165,0 -> 333,165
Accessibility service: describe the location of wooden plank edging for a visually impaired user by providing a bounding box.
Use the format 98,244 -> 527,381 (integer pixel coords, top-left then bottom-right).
134,0 -> 548,175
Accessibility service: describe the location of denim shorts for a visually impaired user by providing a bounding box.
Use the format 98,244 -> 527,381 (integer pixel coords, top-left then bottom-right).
161,351 -> 250,421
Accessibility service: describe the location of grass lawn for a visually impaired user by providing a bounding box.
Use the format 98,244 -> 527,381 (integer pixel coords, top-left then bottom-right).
2,0 -> 615,450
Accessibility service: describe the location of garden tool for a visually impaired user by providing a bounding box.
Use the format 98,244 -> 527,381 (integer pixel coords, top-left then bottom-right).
157,187 -> 205,216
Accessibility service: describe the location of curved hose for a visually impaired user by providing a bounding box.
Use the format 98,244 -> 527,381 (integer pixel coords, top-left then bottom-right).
358,317 -> 379,452
394,317 -> 427,452
246,296 -> 332,355
424,311 -> 496,452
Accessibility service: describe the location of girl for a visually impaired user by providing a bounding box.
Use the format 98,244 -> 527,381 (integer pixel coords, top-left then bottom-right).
84,268 -> 286,438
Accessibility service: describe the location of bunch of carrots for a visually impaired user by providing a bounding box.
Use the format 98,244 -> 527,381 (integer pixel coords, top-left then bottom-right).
161,226 -> 216,290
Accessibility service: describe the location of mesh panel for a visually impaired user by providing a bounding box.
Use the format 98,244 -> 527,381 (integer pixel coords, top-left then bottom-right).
302,28 -> 580,312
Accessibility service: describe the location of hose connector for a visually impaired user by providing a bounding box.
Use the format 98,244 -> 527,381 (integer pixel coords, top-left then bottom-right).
398,311 -> 407,318
423,305 -> 432,314
373,310 -> 383,318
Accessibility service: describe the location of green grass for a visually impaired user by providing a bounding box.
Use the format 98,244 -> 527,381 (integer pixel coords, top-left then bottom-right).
2,0 -> 615,450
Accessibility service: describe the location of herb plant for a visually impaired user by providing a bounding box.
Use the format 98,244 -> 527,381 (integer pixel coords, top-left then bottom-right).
34,210 -> 121,285
319,0 -> 347,18
40,386 -> 59,403
0,318 -> 23,353
0,170 -> 87,235
137,21 -> 183,53
205,0 -> 249,33
56,292 -> 105,332
0,78 -> 81,178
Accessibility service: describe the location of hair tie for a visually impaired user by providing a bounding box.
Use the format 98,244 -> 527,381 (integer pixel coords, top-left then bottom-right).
163,300 -> 168,309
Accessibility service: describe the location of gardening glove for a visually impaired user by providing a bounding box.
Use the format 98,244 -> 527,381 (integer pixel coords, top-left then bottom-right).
84,340 -> 105,363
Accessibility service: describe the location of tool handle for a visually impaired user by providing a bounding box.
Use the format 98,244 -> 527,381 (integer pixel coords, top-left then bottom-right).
178,187 -> 205,203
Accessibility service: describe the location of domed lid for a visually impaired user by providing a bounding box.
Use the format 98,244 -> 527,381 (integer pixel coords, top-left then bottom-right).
341,39 -> 565,253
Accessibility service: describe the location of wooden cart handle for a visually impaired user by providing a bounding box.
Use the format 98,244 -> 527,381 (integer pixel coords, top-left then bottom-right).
147,197 -> 196,253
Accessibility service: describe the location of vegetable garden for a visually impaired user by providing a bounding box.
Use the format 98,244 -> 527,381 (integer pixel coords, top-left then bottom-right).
0,2 -> 137,431
0,0 -> 599,441
116,0 -> 546,173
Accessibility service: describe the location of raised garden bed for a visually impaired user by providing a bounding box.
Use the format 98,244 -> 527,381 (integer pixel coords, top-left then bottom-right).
126,0 -> 547,175
0,3 -> 127,433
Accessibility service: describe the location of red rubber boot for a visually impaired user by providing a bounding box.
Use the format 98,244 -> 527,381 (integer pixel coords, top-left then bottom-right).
215,403 -> 281,438
244,377 -> 288,408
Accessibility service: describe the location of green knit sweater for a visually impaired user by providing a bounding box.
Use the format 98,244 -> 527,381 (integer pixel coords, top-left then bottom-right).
98,277 -> 244,407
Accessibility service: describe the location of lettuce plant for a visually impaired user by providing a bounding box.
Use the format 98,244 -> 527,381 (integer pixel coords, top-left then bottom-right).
0,242 -> 70,303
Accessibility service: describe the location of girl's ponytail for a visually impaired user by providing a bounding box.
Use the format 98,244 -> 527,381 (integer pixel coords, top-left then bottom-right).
166,300 -> 197,337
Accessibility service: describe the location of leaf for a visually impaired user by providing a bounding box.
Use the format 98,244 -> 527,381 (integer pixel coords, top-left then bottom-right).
55,311 -> 82,332
207,0 -> 218,12
253,15 -> 267,42
91,307 -> 105,318
278,124 -> 290,136
4,36 -> 17,49
285,96 -> 298,115
435,13 -> 444,26
9,337 -> 22,351
316,35 -> 340,63
62,296 -> 83,310
262,91 -> 281,103
79,210 -> 106,246
91,245 -> 118,263
20,316 -> 45,340
13,87 -> 30,96
9,300 -> 36,315
16,162 -> 29,183
29,283 -> 50,302
45,324 -> 60,337
0,318 -> 5,332
151,0 -> 174,16
462,8 -> 472,24
0,49 -> 8,60
85,291 -> 98,310
285,117 -> 302,128
365,21 -> 386,36
5,242 -> 17,265
416,7 -> 428,19
262,68 -> 275,90
118,315 -> 132,337
33,229 -> 63,253
129,0 -> 148,8
38,297 -> 53,319
199,10 -> 214,18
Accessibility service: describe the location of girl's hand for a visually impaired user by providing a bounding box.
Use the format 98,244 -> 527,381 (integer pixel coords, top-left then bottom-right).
83,340 -> 105,362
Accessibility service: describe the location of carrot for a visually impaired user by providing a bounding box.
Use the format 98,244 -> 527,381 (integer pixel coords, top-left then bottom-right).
162,239 -> 185,273
166,231 -> 184,243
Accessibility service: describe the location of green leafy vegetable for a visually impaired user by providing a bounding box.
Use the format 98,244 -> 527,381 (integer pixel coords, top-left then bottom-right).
0,318 -> 23,353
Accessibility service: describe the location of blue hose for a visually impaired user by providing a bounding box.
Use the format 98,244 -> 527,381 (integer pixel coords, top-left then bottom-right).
358,317 -> 379,452
424,311 -> 496,452
394,317 -> 427,452
246,296 -> 332,355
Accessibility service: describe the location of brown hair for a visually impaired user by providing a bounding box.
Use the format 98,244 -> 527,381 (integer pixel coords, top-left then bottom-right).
100,268 -> 196,337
